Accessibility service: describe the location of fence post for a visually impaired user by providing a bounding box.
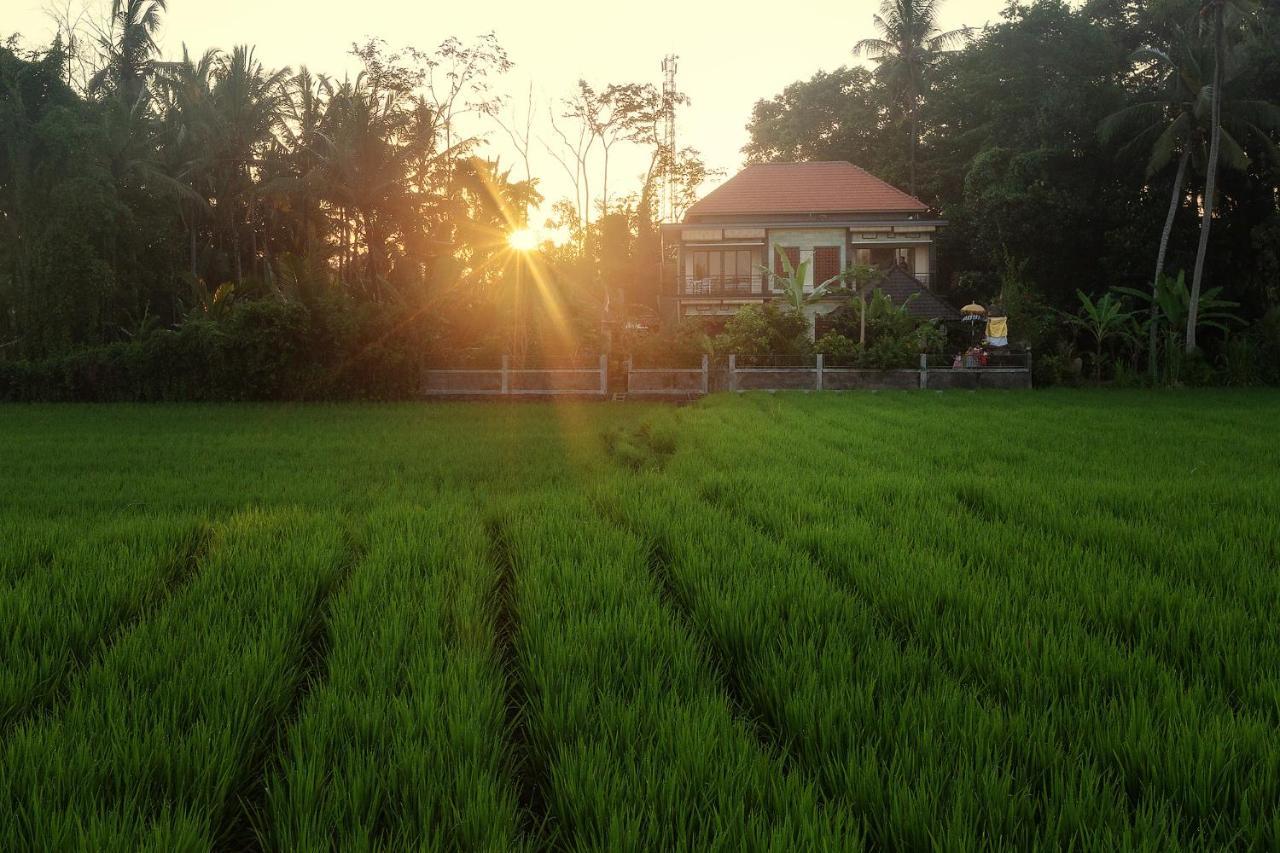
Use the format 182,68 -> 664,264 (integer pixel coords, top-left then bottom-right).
816,353 -> 824,391
501,354 -> 510,395
625,357 -> 633,396
599,354 -> 608,397
728,354 -> 738,392
919,352 -> 928,390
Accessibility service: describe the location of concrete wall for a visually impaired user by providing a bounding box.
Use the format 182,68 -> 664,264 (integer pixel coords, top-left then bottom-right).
926,369 -> 1032,390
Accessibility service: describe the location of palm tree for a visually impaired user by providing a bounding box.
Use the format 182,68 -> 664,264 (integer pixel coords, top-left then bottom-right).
853,0 -> 969,196
1099,33 -> 1280,376
155,46 -> 220,282
208,46 -> 290,284
1187,0 -> 1259,353
90,0 -> 167,109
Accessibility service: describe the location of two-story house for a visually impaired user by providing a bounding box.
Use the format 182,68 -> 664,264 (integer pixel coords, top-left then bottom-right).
660,161 -> 958,333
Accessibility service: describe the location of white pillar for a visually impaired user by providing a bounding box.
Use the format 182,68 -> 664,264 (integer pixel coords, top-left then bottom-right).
501,354 -> 510,395
816,353 -> 824,391
599,354 -> 608,397
700,354 -> 709,395
919,352 -> 928,390
728,354 -> 738,392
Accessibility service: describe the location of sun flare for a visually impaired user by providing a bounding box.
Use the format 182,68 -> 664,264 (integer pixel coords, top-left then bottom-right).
508,228 -> 540,251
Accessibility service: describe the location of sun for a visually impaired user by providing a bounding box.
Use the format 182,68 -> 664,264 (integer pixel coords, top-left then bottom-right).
508,228 -> 539,251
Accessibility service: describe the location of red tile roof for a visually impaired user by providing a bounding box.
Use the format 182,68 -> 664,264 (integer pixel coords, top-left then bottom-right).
685,161 -> 928,218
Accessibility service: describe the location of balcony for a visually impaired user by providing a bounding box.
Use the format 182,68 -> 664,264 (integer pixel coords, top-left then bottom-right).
677,276 -> 767,298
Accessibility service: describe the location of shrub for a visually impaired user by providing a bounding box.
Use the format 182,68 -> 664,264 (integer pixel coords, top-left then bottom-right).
713,303 -> 811,357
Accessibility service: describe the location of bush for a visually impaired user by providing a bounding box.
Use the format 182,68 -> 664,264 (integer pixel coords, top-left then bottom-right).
713,303 -> 811,357
0,295 -> 424,402
814,332 -> 858,357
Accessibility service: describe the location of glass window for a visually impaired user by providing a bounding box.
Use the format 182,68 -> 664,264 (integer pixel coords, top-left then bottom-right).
737,251 -> 751,282
722,251 -> 737,278
693,251 -> 708,278
709,252 -> 720,278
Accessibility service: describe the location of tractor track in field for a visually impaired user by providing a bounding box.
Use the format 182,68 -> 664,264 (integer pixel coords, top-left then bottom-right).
1,524 -> 213,733
589,493 -> 806,779
486,519 -> 554,851
695,486 -> 1016,714
214,520 -> 366,853
639,538 -> 803,771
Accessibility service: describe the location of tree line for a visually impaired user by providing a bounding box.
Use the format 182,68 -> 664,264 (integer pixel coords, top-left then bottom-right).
2,0 -> 1278,398
1,0 -> 713,397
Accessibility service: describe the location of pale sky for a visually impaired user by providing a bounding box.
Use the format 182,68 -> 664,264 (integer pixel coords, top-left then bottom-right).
12,0 -> 1010,221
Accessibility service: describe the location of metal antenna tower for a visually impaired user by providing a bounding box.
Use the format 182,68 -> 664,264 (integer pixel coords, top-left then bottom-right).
660,54 -> 679,222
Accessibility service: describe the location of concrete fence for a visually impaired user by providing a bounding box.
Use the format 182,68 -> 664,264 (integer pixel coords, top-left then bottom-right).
625,355 -> 709,399
631,352 -> 1032,396
423,352 -> 1031,398
422,355 -> 608,398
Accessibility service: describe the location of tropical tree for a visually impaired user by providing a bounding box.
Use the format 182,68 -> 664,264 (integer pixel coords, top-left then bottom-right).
1116,270 -> 1241,380
89,0 -> 167,108
207,46 -> 290,284
1187,0 -> 1260,352
155,46 -> 219,282
1100,32 -> 1280,376
853,0 -> 969,195
1063,290 -> 1137,381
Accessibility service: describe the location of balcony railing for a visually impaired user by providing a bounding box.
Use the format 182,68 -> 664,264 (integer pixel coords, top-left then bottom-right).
678,276 -> 766,297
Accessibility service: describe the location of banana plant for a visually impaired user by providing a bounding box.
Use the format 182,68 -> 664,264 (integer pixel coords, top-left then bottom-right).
1062,290 -> 1138,381
759,246 -> 883,321
1115,271 -> 1241,381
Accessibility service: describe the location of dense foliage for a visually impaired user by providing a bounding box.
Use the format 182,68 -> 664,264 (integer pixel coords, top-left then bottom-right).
1,5 -> 714,397
746,0 -> 1280,383
1,394 -> 1278,845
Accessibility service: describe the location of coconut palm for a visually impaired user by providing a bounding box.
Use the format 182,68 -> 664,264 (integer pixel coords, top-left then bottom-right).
853,0 -> 969,195
207,46 -> 290,284
1187,0 -> 1261,353
1099,33 -> 1280,376
155,46 -> 220,281
90,0 -> 167,109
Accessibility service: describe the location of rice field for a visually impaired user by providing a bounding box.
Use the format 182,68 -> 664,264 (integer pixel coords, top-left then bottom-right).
1,391 -> 1278,851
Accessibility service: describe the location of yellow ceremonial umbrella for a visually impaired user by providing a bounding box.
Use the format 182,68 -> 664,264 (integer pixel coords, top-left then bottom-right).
961,303 -> 987,316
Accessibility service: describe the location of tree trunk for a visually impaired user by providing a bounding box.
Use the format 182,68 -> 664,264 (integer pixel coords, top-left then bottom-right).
1187,6 -> 1224,354
859,289 -> 867,346
908,101 -> 918,197
1151,148 -> 1190,379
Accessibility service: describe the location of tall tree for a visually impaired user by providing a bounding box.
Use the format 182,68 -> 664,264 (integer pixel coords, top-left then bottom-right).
853,0 -> 968,195
1187,0 -> 1258,352
1101,34 -> 1279,373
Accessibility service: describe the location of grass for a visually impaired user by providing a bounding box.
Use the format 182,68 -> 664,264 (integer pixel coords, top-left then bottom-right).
0,391 -> 1277,850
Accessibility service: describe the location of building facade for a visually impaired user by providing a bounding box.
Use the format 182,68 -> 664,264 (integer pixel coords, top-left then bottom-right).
661,161 -> 957,331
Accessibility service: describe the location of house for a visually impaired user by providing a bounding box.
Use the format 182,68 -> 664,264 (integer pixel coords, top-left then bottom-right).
660,161 -> 958,332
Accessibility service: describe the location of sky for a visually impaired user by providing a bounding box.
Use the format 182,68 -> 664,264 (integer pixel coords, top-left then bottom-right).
12,0 -> 1010,221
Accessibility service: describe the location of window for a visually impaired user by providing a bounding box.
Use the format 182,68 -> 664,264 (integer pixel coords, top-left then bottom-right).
813,246 -> 841,288
773,247 -> 800,289
855,247 -> 907,271
684,248 -> 762,293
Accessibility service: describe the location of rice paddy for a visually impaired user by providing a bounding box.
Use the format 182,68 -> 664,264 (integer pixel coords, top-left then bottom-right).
1,391 -> 1277,850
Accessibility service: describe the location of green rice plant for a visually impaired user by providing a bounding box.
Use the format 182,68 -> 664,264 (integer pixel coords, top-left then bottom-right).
606,471 -> 1203,849
0,509 -> 347,850
497,492 -> 860,849
260,500 -> 521,851
0,393 -> 1277,848
0,514 -> 205,727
